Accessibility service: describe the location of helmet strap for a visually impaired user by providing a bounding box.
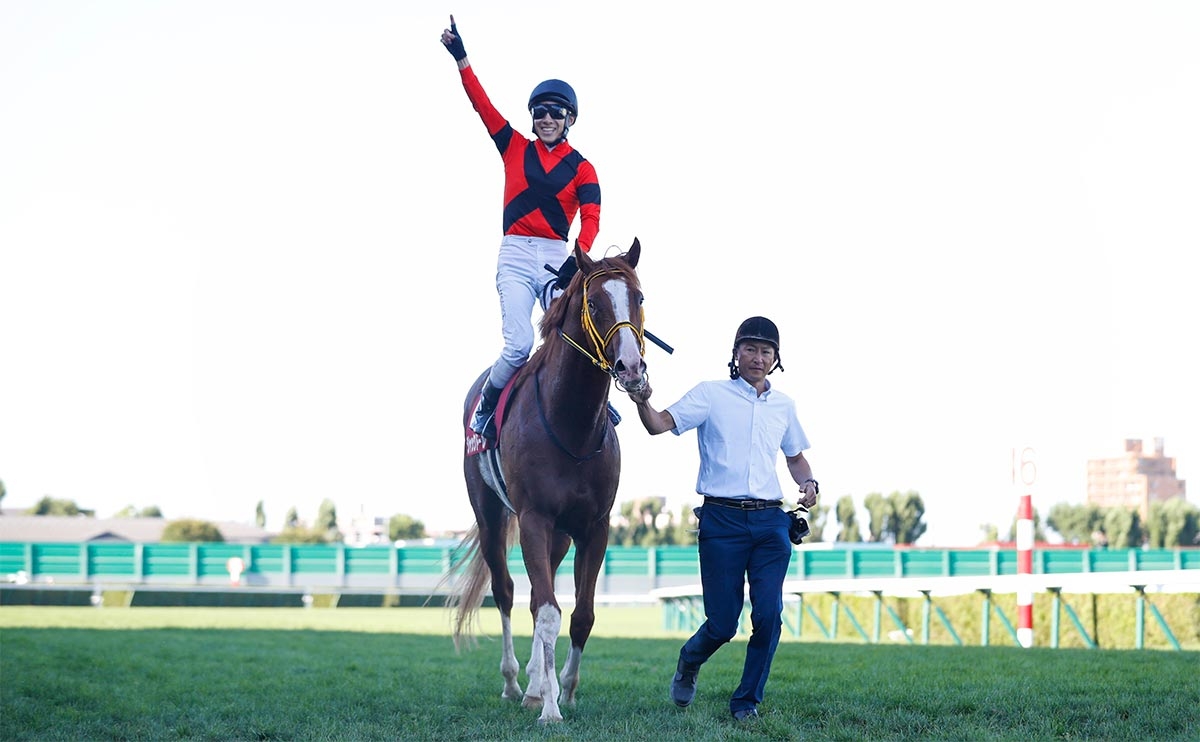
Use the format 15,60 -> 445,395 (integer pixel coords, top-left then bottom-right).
530,119 -> 567,147
728,349 -> 783,380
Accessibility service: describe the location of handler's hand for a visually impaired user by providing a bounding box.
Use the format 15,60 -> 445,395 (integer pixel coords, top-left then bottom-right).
441,14 -> 467,60
798,479 -> 818,509
627,381 -> 653,406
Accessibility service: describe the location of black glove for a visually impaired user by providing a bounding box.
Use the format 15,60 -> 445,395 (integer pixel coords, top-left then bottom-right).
554,255 -> 578,289
443,20 -> 467,61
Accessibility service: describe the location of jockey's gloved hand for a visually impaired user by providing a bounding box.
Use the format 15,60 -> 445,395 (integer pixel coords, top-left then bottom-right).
443,19 -> 467,61
555,255 -> 578,289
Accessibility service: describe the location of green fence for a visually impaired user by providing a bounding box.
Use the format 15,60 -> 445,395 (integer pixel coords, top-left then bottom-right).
2,542 -> 1198,588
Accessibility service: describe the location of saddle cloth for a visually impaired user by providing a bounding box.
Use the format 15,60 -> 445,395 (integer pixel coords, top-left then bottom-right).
464,376 -> 519,457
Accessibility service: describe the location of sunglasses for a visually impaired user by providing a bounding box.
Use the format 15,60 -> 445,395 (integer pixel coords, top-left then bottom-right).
530,104 -> 568,121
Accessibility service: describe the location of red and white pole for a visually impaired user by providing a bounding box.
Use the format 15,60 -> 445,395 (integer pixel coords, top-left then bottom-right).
1016,493 -> 1034,647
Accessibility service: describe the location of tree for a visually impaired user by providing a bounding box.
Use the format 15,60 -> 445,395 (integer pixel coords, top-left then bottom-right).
1146,498 -> 1200,548
255,501 -> 266,529
114,505 -> 163,518
273,501 -> 340,544
611,498 -> 661,547
0,478 -> 6,510
389,514 -> 427,541
1046,502 -> 1105,544
834,495 -> 862,542
608,498 -> 698,547
160,519 -> 224,542
1006,508 -> 1047,543
315,499 -> 338,537
670,504 -> 698,546
1146,501 -> 1168,548
889,490 -> 927,545
28,496 -> 92,517
273,526 -> 329,544
805,502 -> 830,543
1103,508 -> 1142,549
863,492 -> 890,543
1162,497 -> 1200,547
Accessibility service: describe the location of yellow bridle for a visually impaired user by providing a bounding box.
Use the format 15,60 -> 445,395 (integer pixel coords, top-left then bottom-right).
559,267 -> 645,379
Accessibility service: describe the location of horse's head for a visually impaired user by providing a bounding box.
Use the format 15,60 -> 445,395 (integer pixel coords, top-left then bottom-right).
547,238 -> 648,393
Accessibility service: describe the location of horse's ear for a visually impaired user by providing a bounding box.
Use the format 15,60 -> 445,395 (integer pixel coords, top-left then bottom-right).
624,237 -> 641,269
575,240 -> 595,274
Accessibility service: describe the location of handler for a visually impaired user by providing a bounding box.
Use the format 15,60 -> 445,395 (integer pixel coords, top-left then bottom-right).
626,316 -> 819,721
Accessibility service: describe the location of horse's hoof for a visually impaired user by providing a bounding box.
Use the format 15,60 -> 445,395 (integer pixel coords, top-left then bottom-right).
522,695 -> 543,710
501,690 -> 522,702
537,712 -> 564,725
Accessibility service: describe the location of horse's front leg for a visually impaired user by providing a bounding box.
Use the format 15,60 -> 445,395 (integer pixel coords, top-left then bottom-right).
529,602 -> 563,724
518,516 -> 564,723
559,526 -> 608,706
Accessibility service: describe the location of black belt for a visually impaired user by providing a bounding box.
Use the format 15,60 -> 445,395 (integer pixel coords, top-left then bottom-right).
703,496 -> 782,511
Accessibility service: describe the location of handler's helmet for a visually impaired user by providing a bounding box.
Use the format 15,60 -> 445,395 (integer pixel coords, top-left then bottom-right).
729,316 -> 783,379
734,316 -> 780,350
528,79 -> 578,117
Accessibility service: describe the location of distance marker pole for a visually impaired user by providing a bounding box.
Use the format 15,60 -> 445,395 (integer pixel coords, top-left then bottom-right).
1016,492 -> 1035,647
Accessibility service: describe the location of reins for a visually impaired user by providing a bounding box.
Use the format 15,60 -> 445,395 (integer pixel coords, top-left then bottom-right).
534,370 -> 608,461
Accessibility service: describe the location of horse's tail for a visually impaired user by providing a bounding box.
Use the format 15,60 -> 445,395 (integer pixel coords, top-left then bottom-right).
443,515 -> 516,651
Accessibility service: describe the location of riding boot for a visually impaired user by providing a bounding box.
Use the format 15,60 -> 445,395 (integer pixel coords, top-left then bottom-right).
606,402 -> 622,426
470,379 -> 503,440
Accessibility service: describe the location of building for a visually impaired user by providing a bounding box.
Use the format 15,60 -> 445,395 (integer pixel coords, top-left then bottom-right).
341,506 -> 389,546
1086,438 -> 1187,518
0,513 -> 274,544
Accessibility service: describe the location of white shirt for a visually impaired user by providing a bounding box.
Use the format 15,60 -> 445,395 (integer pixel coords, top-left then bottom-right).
666,376 -> 810,501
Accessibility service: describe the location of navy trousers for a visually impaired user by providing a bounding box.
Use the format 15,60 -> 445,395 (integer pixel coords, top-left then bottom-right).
678,503 -> 793,713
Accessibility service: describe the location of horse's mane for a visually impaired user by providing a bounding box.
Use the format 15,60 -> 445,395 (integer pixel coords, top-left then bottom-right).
524,252 -> 641,378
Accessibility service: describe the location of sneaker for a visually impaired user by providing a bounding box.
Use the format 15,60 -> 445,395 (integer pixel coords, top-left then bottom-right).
732,707 -> 758,722
670,658 -> 699,708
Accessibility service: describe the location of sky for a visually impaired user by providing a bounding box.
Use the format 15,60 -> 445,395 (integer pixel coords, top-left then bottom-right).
2,1 -> 1197,546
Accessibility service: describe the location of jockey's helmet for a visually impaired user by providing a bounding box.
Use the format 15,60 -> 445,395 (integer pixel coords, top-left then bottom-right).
528,79 -> 578,117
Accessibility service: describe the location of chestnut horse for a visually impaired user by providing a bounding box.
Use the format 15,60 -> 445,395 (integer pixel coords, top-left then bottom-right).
451,238 -> 647,723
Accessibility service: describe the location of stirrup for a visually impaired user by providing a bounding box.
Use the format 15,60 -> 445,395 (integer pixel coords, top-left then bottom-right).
471,409 -> 497,440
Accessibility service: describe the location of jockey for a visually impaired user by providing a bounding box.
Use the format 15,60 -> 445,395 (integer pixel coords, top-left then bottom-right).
441,15 -> 611,440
